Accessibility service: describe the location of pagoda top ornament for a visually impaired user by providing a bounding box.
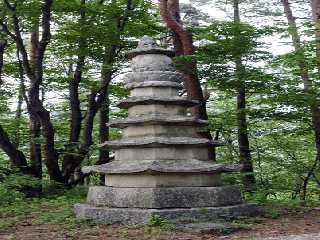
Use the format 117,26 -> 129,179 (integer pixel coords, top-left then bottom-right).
127,36 -> 175,59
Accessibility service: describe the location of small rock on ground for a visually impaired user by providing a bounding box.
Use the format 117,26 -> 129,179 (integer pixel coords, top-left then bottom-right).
259,233 -> 320,240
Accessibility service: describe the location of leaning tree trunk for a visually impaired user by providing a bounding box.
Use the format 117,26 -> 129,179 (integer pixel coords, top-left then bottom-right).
282,0 -> 320,199
158,0 -> 216,160
0,39 -> 29,172
233,0 -> 255,189
0,124 -> 30,173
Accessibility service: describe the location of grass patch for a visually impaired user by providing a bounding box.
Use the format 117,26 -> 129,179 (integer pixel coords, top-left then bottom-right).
0,186 -> 88,231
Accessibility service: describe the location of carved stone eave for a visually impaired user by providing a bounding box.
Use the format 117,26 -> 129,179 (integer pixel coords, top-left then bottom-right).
126,81 -> 183,90
99,137 -> 224,150
82,159 -> 243,175
117,96 -> 199,109
127,48 -> 175,59
108,115 -> 208,128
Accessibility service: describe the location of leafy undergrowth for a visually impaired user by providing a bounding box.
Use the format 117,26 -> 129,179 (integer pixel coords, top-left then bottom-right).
0,186 -> 87,231
0,188 -> 319,240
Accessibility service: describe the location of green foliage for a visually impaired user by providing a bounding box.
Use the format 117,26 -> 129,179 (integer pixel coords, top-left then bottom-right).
0,173 -> 42,206
0,186 -> 87,230
263,208 -> 281,219
148,215 -> 172,228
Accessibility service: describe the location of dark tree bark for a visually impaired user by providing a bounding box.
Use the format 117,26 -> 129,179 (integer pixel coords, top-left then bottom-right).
29,25 -> 42,179
167,0 -> 183,55
0,124 -> 29,173
233,0 -> 255,189
97,56 -> 112,166
69,0 -> 85,144
0,37 -> 29,172
13,65 -> 24,148
0,39 -> 6,84
1,0 -> 62,181
282,0 -> 320,199
311,0 -> 320,74
28,0 -> 64,183
158,0 -> 216,161
309,0 -> 320,168
62,1 -> 133,183
62,0 -> 86,179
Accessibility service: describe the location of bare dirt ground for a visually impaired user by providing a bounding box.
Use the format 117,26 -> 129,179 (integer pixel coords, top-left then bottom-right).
0,205 -> 319,240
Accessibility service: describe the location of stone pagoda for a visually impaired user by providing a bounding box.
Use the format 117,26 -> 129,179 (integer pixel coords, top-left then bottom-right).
74,36 -> 258,224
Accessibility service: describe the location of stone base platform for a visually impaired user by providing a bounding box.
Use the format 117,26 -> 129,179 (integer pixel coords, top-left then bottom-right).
86,185 -> 243,208
74,203 -> 260,224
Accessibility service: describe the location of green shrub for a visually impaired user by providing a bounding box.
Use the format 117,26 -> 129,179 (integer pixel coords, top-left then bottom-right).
0,173 -> 42,206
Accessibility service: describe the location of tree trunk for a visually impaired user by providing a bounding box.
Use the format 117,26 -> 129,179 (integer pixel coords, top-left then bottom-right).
62,0 -> 86,179
0,39 -> 6,84
29,28 -> 42,178
97,77 -> 111,167
158,0 -> 216,160
13,78 -> 23,148
0,124 -> 29,173
310,0 -> 320,167
233,0 -> 255,189
97,49 -> 113,184
282,0 -> 320,199
28,0 -> 64,183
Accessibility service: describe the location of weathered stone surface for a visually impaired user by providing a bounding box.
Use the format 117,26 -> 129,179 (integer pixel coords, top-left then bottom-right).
109,115 -> 208,128
130,87 -> 179,97
128,104 -> 186,117
74,203 -> 261,224
126,81 -> 183,90
124,71 -> 184,84
114,146 -> 210,161
105,173 -> 221,187
100,137 -> 221,149
122,125 -> 200,138
86,185 -> 243,208
117,96 -> 199,109
132,54 -> 175,72
127,36 -> 175,59
82,159 -> 242,174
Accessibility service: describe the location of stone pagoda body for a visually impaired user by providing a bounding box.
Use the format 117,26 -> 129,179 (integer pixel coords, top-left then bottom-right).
74,36 -> 258,224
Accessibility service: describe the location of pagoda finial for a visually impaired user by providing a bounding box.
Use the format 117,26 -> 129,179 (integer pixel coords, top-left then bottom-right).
127,36 -> 175,59
137,36 -> 158,50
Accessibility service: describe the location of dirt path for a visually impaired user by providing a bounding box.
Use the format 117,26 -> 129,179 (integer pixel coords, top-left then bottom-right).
259,233 -> 320,240
0,205 -> 319,240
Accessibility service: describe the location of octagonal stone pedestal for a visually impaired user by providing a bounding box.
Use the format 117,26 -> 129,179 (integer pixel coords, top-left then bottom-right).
74,36 -> 260,224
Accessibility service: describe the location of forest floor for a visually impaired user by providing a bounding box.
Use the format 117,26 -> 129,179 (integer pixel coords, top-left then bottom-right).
0,187 -> 319,240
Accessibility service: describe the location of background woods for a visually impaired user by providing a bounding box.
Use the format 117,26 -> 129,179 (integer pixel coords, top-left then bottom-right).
0,0 -> 319,206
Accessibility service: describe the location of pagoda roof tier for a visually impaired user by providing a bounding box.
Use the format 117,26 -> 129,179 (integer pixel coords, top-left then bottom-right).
117,96 -> 199,109
82,159 -> 242,174
100,137 -> 224,150
109,115 -> 208,129
127,48 -> 175,59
